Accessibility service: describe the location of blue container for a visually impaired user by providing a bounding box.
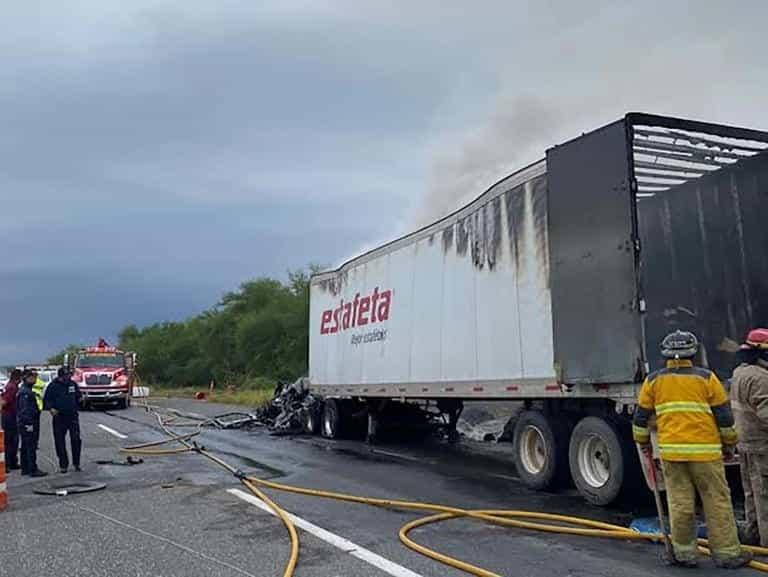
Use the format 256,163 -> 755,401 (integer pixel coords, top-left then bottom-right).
630,517 -> 707,538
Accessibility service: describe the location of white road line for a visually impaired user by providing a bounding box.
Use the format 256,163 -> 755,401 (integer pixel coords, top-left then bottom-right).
227,488 -> 426,577
98,424 -> 128,439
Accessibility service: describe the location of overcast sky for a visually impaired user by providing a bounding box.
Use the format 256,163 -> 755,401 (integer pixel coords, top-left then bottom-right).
2,1 -> 766,363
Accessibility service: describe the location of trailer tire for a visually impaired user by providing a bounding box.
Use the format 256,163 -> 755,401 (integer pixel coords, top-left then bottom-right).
568,416 -> 627,506
304,404 -> 321,435
321,399 -> 343,439
513,410 -> 570,490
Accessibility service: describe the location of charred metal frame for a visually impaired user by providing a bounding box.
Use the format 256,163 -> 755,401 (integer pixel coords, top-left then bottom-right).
628,113 -> 768,380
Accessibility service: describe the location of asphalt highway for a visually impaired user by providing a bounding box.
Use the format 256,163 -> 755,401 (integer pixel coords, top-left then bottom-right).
1,399 -> 752,576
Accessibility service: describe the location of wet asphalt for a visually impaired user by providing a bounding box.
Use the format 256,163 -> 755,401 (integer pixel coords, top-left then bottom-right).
1,399 -> 755,577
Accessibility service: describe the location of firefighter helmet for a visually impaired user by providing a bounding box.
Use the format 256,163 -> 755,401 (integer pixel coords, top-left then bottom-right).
745,328 -> 768,350
661,330 -> 699,359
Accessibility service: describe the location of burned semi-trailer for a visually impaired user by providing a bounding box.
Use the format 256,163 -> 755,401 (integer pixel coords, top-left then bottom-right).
306,113 -> 768,505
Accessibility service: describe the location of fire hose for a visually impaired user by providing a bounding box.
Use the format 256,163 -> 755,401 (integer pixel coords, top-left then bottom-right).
120,403 -> 768,577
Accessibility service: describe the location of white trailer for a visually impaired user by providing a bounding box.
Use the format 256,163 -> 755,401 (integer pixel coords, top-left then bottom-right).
308,113 -> 768,505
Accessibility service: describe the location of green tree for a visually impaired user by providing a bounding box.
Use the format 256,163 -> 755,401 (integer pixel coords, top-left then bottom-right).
61,266 -> 322,389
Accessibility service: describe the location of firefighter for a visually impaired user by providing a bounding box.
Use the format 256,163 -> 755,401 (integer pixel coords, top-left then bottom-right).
1,369 -> 22,470
43,367 -> 82,473
17,369 -> 47,477
632,330 -> 751,568
730,328 -> 768,546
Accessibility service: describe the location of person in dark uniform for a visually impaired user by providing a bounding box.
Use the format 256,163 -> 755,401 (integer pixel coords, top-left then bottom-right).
17,369 -> 47,477
43,367 -> 82,473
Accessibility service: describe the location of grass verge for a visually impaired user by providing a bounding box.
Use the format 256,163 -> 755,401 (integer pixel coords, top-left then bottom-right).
146,386 -> 274,408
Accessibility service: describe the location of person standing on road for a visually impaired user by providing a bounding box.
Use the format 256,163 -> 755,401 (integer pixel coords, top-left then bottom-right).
1,369 -> 22,471
17,369 -> 47,477
43,367 -> 82,474
632,330 -> 751,568
730,328 -> 768,546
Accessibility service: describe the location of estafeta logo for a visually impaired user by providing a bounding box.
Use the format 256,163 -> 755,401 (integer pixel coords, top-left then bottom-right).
320,287 -> 392,335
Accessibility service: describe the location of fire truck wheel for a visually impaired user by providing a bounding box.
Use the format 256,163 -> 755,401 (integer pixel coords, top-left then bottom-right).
116,398 -> 128,410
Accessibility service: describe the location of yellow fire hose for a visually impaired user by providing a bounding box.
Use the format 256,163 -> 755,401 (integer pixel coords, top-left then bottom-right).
120,405 -> 768,577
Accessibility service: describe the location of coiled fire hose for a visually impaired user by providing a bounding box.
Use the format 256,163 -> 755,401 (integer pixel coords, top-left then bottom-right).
120,404 -> 768,577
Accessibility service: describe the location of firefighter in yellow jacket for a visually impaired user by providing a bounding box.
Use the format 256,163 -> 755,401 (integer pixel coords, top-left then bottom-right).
632,330 -> 752,568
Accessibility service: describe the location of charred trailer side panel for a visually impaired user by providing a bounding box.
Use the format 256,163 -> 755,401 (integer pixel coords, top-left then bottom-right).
634,118 -> 768,380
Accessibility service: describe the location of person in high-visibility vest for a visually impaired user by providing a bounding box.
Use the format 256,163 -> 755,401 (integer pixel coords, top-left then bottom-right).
633,330 -> 752,568
33,375 -> 45,411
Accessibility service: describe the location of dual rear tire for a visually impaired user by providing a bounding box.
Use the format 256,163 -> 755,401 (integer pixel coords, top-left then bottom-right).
513,410 -> 632,505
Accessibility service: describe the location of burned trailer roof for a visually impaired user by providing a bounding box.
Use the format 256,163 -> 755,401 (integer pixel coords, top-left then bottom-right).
627,113 -> 768,198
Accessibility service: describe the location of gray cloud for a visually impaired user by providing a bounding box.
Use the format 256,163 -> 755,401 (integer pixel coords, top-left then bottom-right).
2,1 -> 767,363
413,1 -> 768,224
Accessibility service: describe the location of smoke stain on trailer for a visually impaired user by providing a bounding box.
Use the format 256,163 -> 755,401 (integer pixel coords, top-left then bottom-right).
472,206 -> 486,269
441,224 -> 454,253
504,183 -> 526,274
437,173 -> 551,279
486,197 -> 502,270
318,271 -> 348,297
529,176 -> 551,288
455,215 -> 471,257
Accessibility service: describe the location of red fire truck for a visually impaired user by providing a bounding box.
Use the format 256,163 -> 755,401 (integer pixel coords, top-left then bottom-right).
65,339 -> 137,409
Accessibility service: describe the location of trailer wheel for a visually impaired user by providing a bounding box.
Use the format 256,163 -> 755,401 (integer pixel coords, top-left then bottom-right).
513,410 -> 570,490
303,404 -> 321,435
568,416 -> 627,506
321,399 -> 343,439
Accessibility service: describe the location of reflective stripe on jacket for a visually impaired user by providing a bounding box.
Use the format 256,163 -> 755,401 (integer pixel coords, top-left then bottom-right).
632,359 -> 737,462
